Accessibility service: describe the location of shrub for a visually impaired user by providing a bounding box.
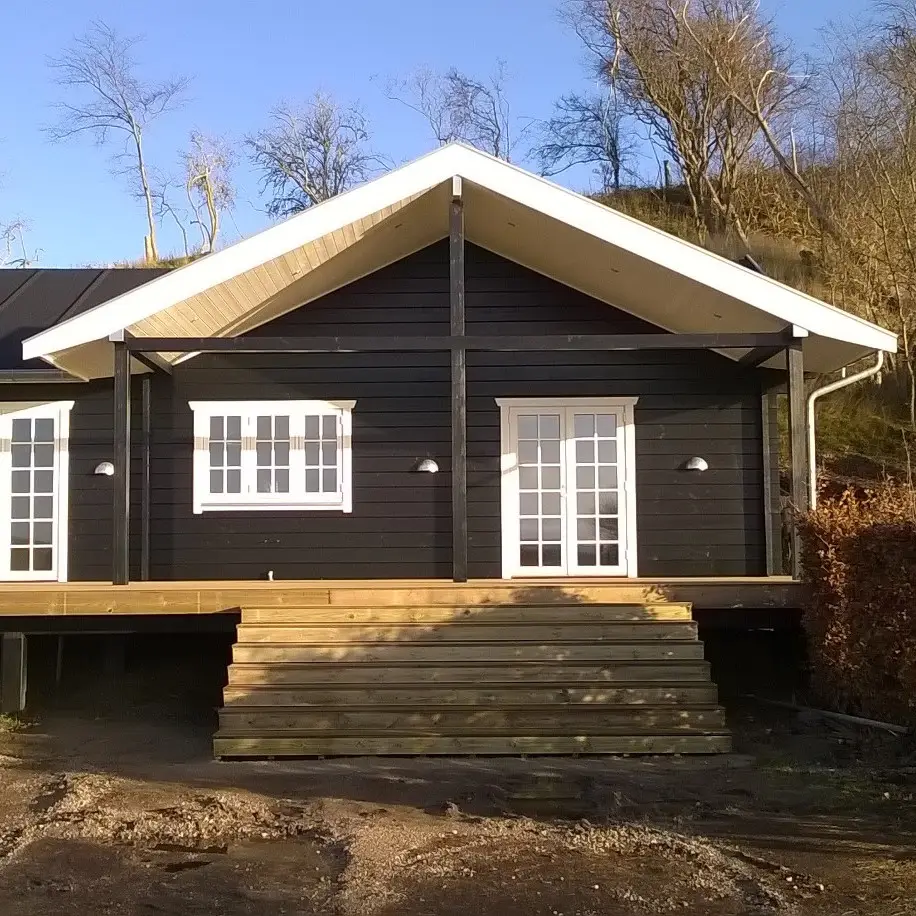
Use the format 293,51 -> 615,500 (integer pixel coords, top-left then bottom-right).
798,484 -> 916,727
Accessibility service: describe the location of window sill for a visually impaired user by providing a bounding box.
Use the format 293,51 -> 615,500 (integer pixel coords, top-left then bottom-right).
193,501 -> 352,515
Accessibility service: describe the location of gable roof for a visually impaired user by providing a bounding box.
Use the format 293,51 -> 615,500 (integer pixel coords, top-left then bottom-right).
0,267 -> 168,371
22,143 -> 896,378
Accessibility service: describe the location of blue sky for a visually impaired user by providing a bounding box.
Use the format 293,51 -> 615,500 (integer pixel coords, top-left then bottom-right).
0,0 -> 870,266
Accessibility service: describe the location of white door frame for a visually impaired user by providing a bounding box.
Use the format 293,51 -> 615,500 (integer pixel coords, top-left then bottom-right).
497,397 -> 639,579
0,400 -> 74,582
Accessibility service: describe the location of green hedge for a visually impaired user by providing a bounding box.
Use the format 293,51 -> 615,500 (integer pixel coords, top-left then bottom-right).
798,485 -> 916,727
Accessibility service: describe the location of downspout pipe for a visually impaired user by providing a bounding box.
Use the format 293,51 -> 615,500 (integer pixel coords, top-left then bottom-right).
807,350 -> 884,510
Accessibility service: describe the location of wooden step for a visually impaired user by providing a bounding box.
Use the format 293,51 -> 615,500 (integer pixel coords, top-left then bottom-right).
323,586 -> 690,607
240,603 -> 694,624
231,641 -> 706,664
213,731 -> 733,757
218,705 -> 727,732
226,661 -> 714,686
217,594 -> 724,758
221,683 -> 719,707
235,621 -> 698,644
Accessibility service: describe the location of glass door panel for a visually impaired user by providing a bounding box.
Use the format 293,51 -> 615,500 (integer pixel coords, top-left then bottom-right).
516,412 -> 565,573
567,410 -> 625,575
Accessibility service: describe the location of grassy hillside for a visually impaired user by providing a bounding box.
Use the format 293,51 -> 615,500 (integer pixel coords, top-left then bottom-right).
597,186 -> 909,484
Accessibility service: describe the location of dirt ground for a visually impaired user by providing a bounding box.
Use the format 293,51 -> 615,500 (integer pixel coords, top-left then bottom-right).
0,638 -> 914,915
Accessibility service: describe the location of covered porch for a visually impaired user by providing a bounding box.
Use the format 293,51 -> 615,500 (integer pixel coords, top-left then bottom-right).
20,144 -> 897,589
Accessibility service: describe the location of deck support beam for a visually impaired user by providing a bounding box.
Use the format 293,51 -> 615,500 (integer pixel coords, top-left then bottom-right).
1,633 -> 27,714
112,336 -> 131,585
450,177 -> 468,583
738,344 -> 785,368
132,351 -> 171,376
787,344 -> 808,577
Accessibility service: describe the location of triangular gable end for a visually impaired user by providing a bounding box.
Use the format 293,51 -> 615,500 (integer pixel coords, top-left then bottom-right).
22,143 -> 897,378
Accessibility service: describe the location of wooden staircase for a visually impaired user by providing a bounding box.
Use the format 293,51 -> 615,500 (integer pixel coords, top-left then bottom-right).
214,598 -> 731,757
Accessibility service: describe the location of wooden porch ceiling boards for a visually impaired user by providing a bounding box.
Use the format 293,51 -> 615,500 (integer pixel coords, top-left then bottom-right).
0,577 -> 803,617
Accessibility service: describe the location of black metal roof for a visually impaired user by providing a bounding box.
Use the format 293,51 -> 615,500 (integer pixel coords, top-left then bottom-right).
0,268 -> 168,370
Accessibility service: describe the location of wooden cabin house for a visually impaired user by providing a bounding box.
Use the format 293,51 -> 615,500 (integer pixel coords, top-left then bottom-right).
0,144 -> 897,756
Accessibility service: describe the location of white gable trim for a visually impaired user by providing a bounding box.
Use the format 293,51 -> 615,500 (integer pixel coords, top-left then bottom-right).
22,143 -> 897,362
23,147 -> 459,362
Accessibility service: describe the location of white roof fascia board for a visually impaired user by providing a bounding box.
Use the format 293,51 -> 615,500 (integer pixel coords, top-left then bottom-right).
22,146 -> 465,362
23,142 -> 897,361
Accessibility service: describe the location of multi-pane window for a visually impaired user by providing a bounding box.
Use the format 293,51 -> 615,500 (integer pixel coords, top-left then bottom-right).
0,401 -> 73,581
190,400 -> 354,513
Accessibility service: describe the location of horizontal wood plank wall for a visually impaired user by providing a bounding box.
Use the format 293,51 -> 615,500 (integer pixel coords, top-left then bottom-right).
3,240 -> 769,581
463,244 -> 766,578
150,243 -> 452,581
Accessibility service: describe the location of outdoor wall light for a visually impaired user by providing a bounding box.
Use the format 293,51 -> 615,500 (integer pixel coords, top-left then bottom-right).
683,457 -> 709,472
415,458 -> 439,473
94,461 -> 115,477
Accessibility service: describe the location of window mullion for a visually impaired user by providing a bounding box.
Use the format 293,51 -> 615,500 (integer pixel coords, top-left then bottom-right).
242,413 -> 257,495
290,413 -> 305,498
0,417 -> 10,577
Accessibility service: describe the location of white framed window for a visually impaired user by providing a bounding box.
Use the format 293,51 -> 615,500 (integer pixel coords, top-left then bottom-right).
0,400 -> 74,581
189,400 -> 355,514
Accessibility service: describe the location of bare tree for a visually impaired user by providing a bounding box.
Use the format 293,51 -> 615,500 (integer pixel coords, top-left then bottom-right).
670,0 -> 837,234
532,91 -> 632,190
567,0 -> 800,245
0,219 -> 37,267
385,62 -> 516,160
150,172 -> 192,259
184,131 -> 235,253
247,92 -> 385,218
813,3 -> 916,422
47,20 -> 189,262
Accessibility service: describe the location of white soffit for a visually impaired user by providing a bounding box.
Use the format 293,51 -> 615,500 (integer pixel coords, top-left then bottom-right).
23,143 -> 897,379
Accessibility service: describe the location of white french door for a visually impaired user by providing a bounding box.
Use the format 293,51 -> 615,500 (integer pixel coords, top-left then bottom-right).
498,398 -> 638,578
0,401 -> 73,581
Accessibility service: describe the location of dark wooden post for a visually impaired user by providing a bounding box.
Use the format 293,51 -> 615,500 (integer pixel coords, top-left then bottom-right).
787,344 -> 808,577
450,176 -> 468,583
760,390 -> 781,576
112,336 -> 131,585
1,633 -> 27,714
140,374 -> 151,581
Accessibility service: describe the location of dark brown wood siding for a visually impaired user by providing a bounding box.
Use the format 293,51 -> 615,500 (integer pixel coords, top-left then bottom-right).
7,240 -> 770,581
463,244 -> 766,578
149,243 -> 453,580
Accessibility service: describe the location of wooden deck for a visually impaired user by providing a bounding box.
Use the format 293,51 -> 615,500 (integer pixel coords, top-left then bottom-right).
0,578 -> 796,755
0,577 -> 802,617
